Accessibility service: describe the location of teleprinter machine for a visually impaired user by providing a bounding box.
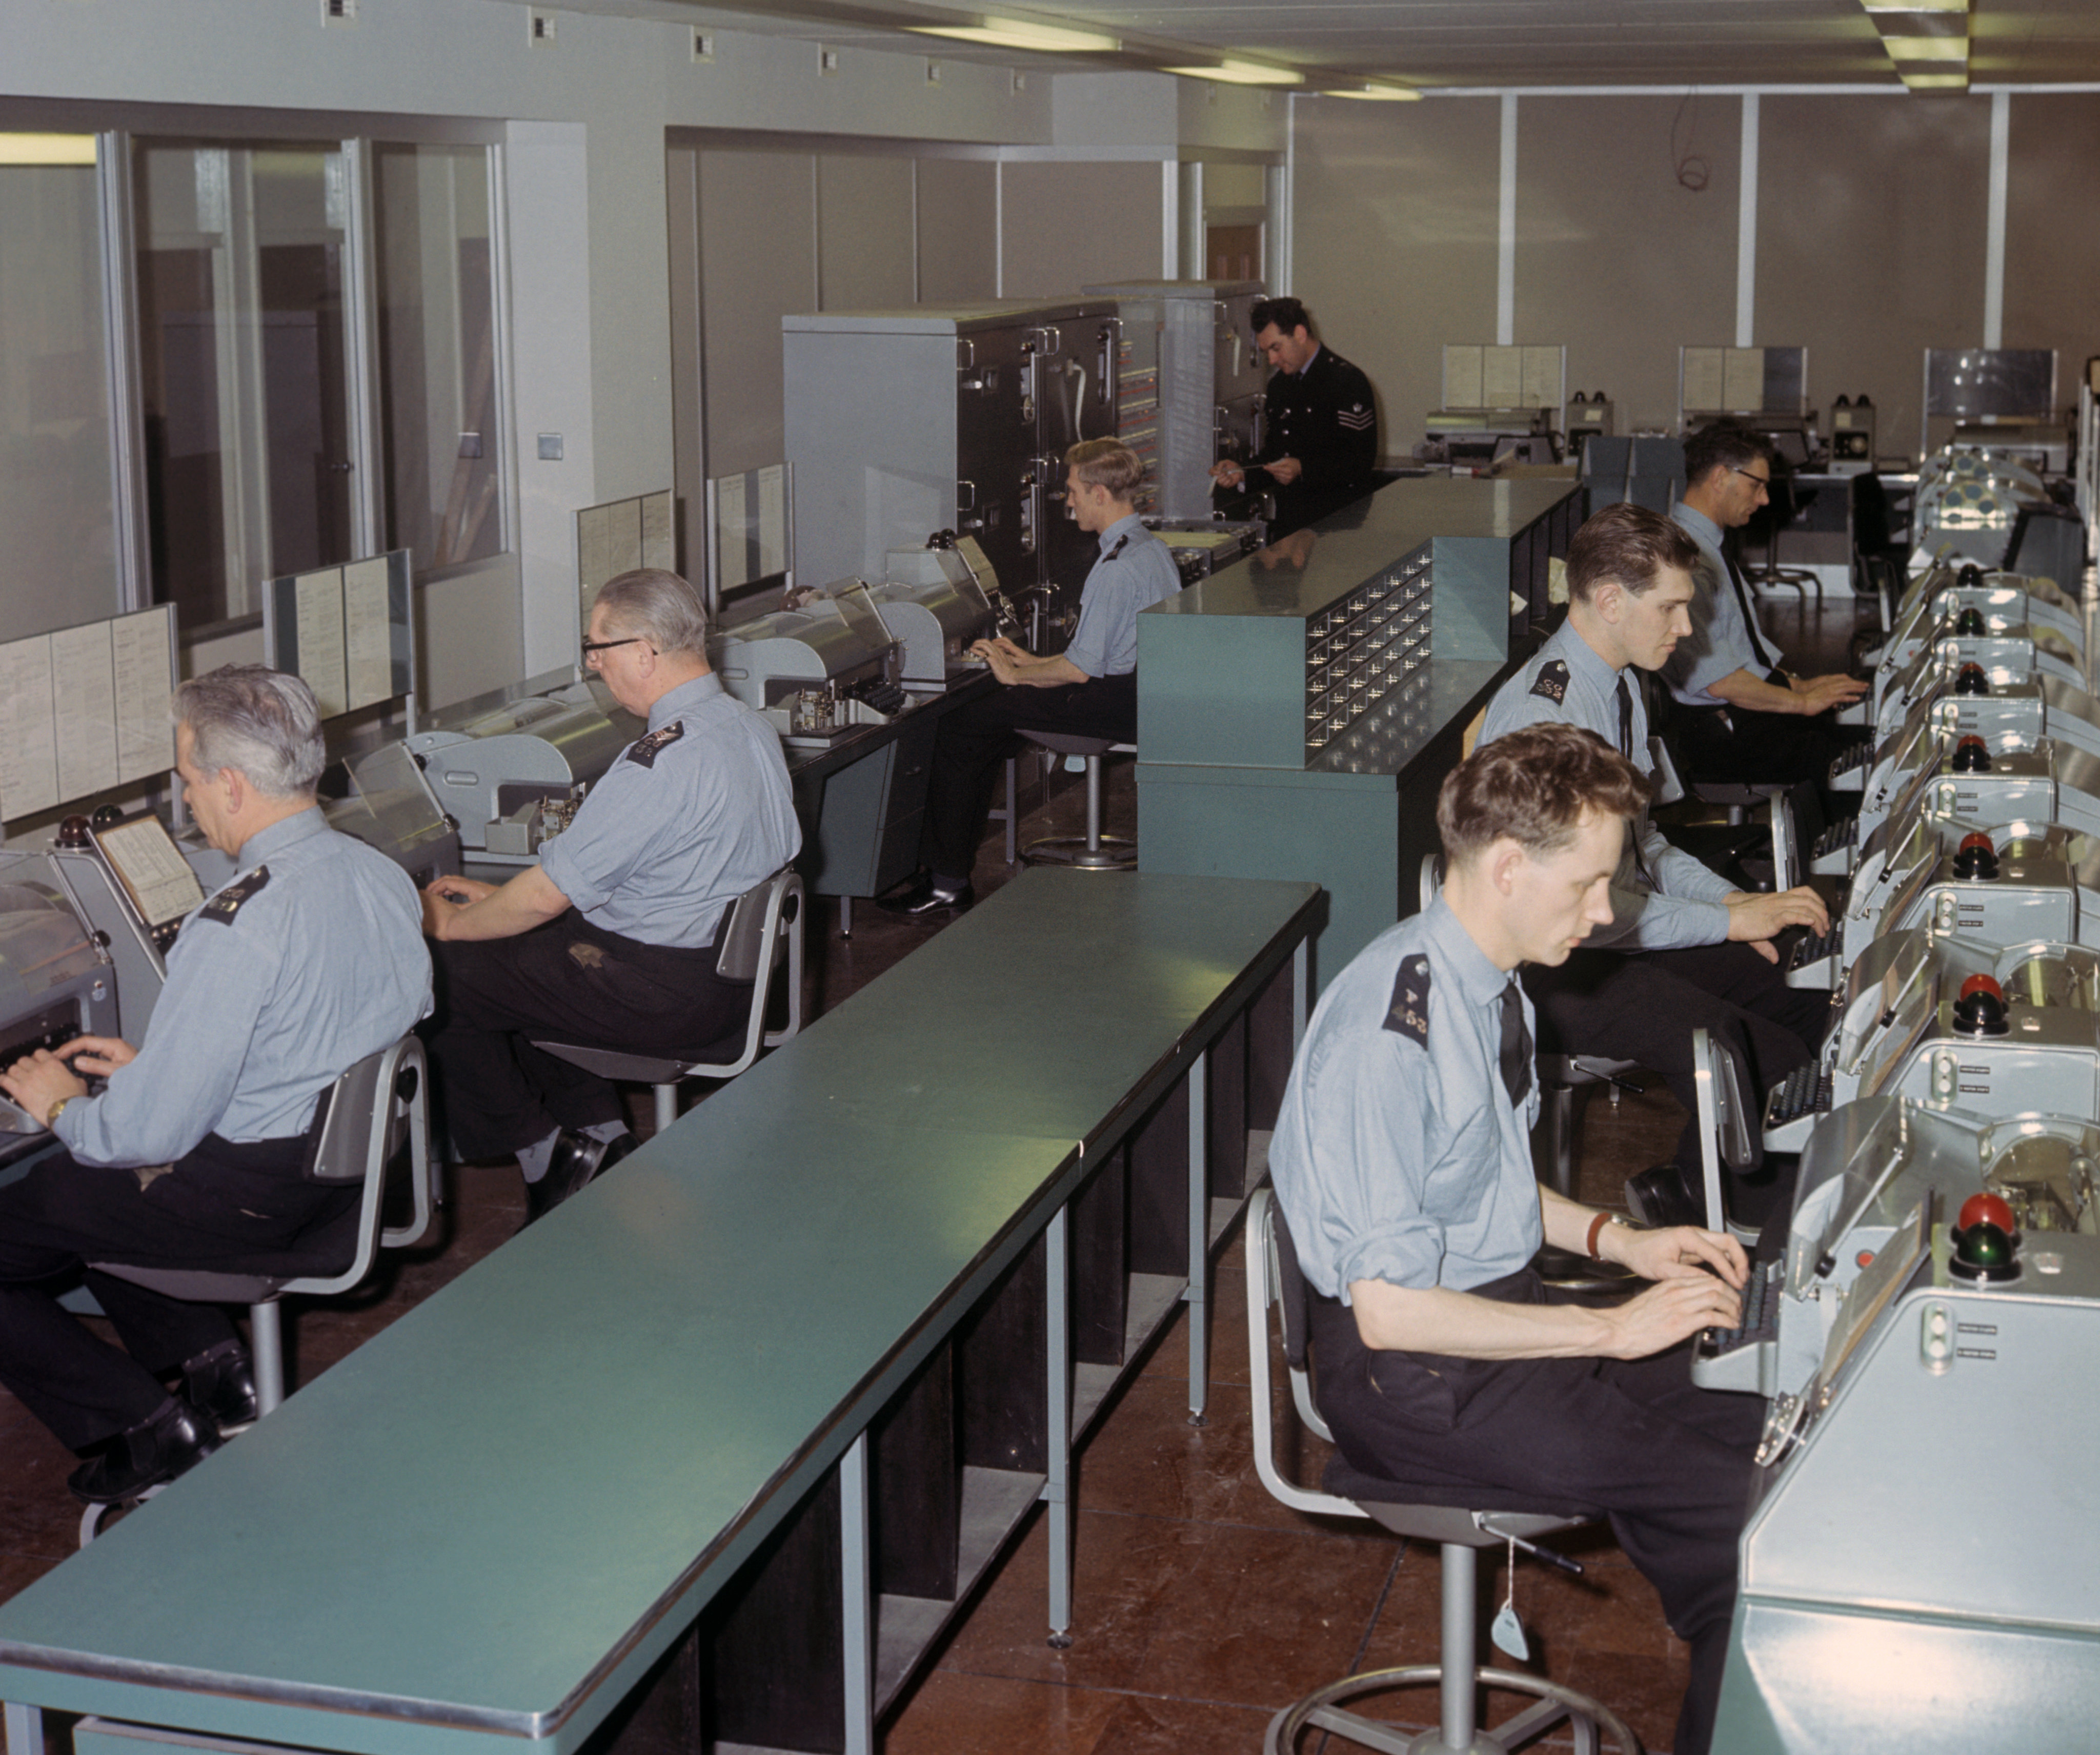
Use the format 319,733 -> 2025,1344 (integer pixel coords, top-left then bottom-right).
404,674 -> 644,863
1764,925 -> 2100,1152
1876,569 -> 2083,672
1861,607 -> 2084,731
708,588 -> 904,717
1708,1117 -> 2100,1753
869,539 -> 1001,685
1786,827 -> 2089,989
1830,723 -> 2100,855
1836,667 -> 2100,799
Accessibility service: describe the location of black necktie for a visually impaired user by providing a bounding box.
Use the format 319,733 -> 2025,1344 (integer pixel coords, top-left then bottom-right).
1722,543 -> 1782,671
1615,675 -> 1655,888
1498,979 -> 1531,1108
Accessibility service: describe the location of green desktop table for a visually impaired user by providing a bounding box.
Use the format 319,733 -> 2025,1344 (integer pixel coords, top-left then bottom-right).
0,867 -> 1320,1755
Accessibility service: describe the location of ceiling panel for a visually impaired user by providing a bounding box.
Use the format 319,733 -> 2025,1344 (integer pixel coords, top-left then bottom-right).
670,0 -> 2100,88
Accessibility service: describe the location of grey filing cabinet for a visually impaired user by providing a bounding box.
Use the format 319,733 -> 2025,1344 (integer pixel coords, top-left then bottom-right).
1137,478 -> 1582,990
1081,279 -> 1266,521
783,299 -> 1120,642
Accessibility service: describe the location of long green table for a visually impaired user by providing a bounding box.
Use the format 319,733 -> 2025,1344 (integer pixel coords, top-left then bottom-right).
0,868 -> 1321,1755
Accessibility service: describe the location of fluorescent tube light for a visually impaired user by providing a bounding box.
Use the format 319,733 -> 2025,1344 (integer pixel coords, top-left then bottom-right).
910,21 -> 1119,53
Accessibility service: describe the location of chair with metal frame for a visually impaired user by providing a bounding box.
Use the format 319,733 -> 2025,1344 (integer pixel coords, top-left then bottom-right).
1245,1189 -> 1637,1755
86,1033 -> 435,1542
530,866 -> 805,1136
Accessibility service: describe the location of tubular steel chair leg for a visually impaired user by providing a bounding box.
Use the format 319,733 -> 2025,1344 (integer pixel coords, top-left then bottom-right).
653,1082 -> 678,1136
250,1299 -> 288,1417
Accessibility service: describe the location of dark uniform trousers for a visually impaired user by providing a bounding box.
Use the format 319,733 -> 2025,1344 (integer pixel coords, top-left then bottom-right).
1307,1275 -> 1760,1755
0,1131 -> 347,1450
1523,941 -> 1827,1211
1671,693 -> 1856,793
921,671 -> 1137,884
426,911 -> 752,1160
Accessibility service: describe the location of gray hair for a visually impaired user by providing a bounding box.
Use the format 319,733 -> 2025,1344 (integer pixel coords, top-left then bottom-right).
174,665 -> 325,798
592,568 -> 708,657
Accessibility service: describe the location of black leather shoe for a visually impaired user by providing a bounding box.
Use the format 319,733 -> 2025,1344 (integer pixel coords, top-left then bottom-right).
1624,1163 -> 1706,1231
184,1340 -> 259,1434
68,1397 -> 221,1505
875,872 -> 974,917
524,1130 -> 637,1225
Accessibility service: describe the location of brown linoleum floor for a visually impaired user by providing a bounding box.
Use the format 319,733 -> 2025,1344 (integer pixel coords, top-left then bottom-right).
0,591 -> 1879,1755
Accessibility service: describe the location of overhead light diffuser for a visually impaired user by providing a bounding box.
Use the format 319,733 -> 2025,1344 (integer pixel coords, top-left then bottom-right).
1900,70 -> 1969,87
0,133 -> 96,167
1323,84 -> 1421,102
1161,59 -> 1302,86
911,20 -> 1119,53
1862,0 -> 1966,10
1881,34 -> 1968,59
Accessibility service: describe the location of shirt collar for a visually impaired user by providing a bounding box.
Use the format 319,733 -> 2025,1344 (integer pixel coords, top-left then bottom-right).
1671,500 -> 1723,551
1548,615 -> 1624,690
1297,342 -> 1323,377
237,805 -> 328,873
651,670 -> 724,731
1421,893 -> 1514,1008
1098,512 -> 1144,554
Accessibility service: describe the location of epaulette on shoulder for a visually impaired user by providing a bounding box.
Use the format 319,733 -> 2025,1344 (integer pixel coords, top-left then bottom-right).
199,865 -> 270,926
625,720 -> 686,769
1381,952 -> 1431,1048
1529,659 -> 1570,705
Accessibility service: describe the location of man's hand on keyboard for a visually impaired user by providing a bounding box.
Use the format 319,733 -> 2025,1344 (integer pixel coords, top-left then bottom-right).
1598,1273 -> 1751,1359
1603,1220 -> 1748,1290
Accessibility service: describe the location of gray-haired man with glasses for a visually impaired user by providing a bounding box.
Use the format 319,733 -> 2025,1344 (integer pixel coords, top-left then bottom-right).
420,569 -> 798,1220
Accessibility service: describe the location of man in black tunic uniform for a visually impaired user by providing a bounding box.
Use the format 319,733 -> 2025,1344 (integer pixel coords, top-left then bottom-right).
1210,296 -> 1378,535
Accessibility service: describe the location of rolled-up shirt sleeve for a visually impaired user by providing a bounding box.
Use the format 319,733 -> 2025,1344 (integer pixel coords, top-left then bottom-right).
536,759 -> 652,914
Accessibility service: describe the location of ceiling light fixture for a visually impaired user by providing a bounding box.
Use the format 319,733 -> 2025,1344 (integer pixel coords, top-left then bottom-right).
1161,59 -> 1303,87
1323,84 -> 1422,102
1881,34 -> 1969,60
0,133 -> 97,167
1861,0 -> 1967,11
1899,69 -> 1970,88
910,19 -> 1119,54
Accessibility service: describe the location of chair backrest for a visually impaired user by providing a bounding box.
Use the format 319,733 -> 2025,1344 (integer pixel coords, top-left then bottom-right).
1690,1027 -> 1756,1232
289,1034 -> 433,1296
693,866 -> 806,1078
1244,1190 -> 1365,1521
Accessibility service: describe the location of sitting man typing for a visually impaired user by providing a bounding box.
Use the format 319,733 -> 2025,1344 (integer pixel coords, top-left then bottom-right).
880,438 -> 1180,915
1269,723 -> 1761,1755
1478,503 -> 1831,1231
420,568 -> 798,1219
0,665 -> 432,1504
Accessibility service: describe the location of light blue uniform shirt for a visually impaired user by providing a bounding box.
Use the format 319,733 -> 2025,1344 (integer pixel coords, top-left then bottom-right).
1060,514 -> 1182,679
1664,500 -> 1772,707
1479,618 -> 1734,952
55,808 -> 432,1168
539,671 -> 800,948
1270,899 -> 1543,1302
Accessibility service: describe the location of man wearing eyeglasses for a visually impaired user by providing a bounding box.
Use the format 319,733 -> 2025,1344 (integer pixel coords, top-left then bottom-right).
418,569 -> 798,1220
1664,423 -> 1866,786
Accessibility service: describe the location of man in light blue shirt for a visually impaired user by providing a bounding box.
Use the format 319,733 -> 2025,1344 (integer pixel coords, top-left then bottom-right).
421,569 -> 798,1219
1270,722 -> 1758,1755
1665,424 -> 1865,787
0,666 -> 431,1505
881,438 -> 1181,915
1479,504 -> 1830,1230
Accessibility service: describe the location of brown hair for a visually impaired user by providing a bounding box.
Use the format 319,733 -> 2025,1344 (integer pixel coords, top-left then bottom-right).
1565,503 -> 1701,604
1064,438 -> 1147,501
1438,723 -> 1649,862
1684,420 -> 1774,488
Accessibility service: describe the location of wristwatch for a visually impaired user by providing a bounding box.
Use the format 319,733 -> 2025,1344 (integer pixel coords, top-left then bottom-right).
1585,1211 -> 1631,1261
45,1096 -> 72,1129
